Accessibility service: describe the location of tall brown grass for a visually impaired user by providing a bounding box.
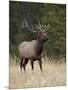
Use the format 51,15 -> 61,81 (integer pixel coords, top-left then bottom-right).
9,57 -> 66,89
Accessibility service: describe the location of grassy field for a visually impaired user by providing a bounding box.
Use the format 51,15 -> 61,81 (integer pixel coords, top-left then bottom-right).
9,58 -> 66,89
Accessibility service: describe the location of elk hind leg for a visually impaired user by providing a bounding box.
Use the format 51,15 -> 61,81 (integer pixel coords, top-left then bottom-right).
38,59 -> 42,72
20,58 -> 23,71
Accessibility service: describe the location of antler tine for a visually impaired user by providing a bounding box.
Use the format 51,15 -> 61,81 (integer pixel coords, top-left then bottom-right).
37,19 -> 42,31
42,23 -> 50,32
43,24 -> 47,32
44,24 -> 50,32
24,18 -> 28,27
31,25 -> 37,33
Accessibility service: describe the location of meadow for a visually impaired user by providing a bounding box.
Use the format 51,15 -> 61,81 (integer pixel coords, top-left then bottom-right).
9,57 -> 66,89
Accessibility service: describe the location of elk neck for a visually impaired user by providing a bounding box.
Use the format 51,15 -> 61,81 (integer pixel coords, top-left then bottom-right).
35,38 -> 43,56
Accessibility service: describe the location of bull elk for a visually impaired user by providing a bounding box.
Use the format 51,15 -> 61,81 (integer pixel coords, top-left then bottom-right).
18,19 -> 48,72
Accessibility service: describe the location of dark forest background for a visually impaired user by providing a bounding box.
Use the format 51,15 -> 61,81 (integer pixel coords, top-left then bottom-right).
9,1 -> 66,61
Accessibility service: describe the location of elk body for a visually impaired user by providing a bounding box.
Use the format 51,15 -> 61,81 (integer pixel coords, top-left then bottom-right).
18,19 -> 48,72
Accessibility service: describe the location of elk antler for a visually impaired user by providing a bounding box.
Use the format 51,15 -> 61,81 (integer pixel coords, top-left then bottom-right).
20,18 -> 49,33
36,19 -> 42,31
36,19 -> 48,32
23,18 -> 37,33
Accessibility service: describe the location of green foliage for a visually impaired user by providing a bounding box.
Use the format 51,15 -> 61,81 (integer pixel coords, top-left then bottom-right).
9,1 -> 66,59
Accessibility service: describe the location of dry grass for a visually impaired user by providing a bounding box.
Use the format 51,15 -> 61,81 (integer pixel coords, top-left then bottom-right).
9,58 -> 66,89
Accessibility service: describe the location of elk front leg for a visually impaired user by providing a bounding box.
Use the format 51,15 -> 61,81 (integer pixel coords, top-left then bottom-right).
38,58 -> 42,72
22,58 -> 28,72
